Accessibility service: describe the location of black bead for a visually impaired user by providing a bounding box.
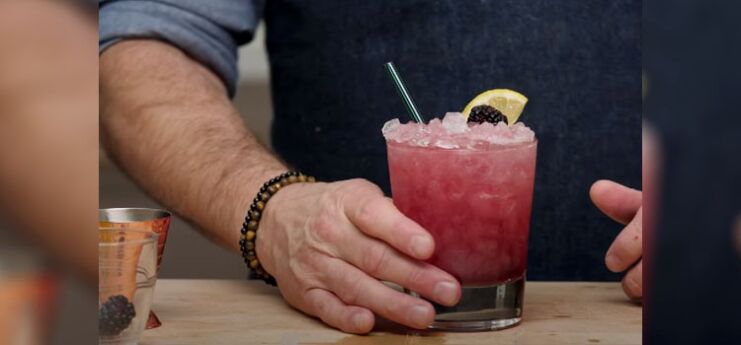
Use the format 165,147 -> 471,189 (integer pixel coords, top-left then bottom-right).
259,185 -> 267,193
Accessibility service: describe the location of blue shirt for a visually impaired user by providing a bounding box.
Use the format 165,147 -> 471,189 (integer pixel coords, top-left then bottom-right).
100,0 -> 642,281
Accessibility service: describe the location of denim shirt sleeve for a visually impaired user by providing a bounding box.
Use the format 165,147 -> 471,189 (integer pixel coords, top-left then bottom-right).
99,0 -> 261,97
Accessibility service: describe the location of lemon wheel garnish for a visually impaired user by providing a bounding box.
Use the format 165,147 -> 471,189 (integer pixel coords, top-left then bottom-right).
462,89 -> 528,125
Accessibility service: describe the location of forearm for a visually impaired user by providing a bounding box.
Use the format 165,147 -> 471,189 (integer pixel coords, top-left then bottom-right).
100,40 -> 286,252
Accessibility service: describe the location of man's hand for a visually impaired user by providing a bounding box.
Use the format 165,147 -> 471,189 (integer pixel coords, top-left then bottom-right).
258,179 -> 462,333
100,40 -> 459,334
590,180 -> 643,301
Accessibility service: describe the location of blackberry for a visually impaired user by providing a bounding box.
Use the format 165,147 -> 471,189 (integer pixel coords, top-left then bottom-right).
99,295 -> 136,336
467,105 -> 508,125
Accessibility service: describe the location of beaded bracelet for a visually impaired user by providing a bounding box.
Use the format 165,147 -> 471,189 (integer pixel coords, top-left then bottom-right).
240,171 -> 316,285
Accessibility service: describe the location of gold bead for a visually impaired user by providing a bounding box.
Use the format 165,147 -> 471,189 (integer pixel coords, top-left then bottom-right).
307,176 -> 316,182
246,242 -> 255,250
298,175 -> 307,182
280,178 -> 289,185
268,185 -> 278,194
260,193 -> 270,201
256,201 -> 265,211
288,176 -> 298,183
246,230 -> 256,241
249,259 -> 259,269
247,221 -> 258,230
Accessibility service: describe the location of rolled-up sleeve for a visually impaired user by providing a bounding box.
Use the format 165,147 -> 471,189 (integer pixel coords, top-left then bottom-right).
99,0 -> 260,96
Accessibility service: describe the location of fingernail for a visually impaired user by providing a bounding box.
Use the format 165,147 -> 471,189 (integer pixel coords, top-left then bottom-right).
606,254 -> 621,271
407,305 -> 432,328
352,312 -> 370,330
433,281 -> 459,306
410,235 -> 433,258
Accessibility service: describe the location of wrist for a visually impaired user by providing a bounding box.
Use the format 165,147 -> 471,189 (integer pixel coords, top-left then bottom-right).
226,168 -> 287,252
238,171 -> 316,285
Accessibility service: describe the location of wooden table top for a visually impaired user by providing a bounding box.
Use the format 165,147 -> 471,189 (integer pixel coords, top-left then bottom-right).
140,279 -> 641,345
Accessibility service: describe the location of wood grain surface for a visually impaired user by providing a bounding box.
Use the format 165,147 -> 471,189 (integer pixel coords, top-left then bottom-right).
140,279 -> 641,345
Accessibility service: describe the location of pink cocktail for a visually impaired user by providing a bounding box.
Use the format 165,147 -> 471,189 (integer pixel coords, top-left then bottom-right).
383,113 -> 537,331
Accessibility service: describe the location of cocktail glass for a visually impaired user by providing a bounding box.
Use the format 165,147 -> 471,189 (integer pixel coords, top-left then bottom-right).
99,228 -> 157,344
99,208 -> 171,329
386,134 -> 537,331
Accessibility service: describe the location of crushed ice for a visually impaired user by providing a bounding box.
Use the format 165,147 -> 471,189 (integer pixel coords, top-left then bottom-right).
382,112 -> 535,149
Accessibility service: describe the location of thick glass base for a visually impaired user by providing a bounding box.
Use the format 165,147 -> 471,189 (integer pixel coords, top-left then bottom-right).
411,276 -> 525,332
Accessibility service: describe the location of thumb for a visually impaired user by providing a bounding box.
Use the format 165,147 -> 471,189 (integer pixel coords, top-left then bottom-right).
590,180 -> 642,225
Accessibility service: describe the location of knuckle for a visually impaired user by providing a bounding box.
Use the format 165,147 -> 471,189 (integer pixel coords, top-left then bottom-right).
356,200 -> 376,225
345,178 -> 376,190
625,220 -> 643,238
362,244 -> 392,277
622,274 -> 642,299
338,178 -> 382,197
632,209 -> 644,233
608,241 -> 629,259
336,271 -> 363,305
357,197 -> 387,226
321,186 -> 343,207
311,294 -> 331,317
320,314 -> 341,331
406,266 -> 428,288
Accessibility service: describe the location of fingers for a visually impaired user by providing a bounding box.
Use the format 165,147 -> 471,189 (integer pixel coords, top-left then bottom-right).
323,257 -> 436,329
337,232 -> 460,306
621,260 -> 643,301
606,208 -> 643,272
342,181 -> 434,260
345,180 -> 435,260
590,180 -> 642,225
304,288 -> 375,334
